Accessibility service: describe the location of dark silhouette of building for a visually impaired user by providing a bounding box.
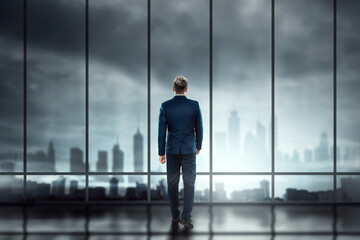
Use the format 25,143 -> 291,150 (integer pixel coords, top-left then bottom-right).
70,147 -> 85,172
136,182 -> 147,200
96,151 -> 108,172
69,180 -> 78,196
151,178 -> 167,200
26,180 -> 51,200
52,176 -> 66,197
89,186 -> 106,200
338,176 -> 360,201
126,187 -> 137,200
284,188 -> 333,201
112,142 -> 124,172
109,177 -> 119,198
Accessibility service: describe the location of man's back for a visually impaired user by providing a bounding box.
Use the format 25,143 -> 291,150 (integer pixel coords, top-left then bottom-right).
158,95 -> 203,156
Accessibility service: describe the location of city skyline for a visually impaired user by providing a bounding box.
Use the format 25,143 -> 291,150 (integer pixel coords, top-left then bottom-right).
2,175 -> 359,202
0,110 -> 356,173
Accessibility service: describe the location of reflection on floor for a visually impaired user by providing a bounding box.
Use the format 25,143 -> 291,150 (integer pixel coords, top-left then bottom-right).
0,204 -> 360,239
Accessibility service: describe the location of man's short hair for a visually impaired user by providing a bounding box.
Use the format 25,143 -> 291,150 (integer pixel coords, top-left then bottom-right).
173,76 -> 188,94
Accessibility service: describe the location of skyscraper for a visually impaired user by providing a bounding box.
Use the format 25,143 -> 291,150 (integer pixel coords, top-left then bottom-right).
69,180 -> 78,196
109,177 -> 119,198
52,176 -> 65,197
112,142 -> 124,172
315,132 -> 330,162
260,180 -> 270,200
70,147 -> 85,172
133,127 -> 144,172
96,151 -> 108,172
47,140 -> 56,171
228,110 -> 240,156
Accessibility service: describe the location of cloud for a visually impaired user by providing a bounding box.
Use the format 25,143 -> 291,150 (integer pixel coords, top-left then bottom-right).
0,0 -> 360,173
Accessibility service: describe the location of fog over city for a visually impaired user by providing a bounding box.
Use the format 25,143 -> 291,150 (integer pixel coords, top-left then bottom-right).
1,0 -> 360,197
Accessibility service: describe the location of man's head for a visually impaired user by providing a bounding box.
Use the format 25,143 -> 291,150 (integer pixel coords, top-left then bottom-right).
173,76 -> 188,94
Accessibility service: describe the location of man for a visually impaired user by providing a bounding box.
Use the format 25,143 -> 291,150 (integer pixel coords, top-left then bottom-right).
158,76 -> 203,229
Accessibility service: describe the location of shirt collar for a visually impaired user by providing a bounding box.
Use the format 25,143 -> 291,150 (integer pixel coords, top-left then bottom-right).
173,95 -> 187,98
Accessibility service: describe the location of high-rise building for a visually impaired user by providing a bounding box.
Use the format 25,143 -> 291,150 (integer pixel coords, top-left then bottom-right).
69,180 -> 78,196
109,177 -> 119,198
214,182 -> 227,201
260,180 -> 270,199
112,143 -> 124,172
228,110 -> 240,155
314,132 -> 330,162
96,151 -> 108,172
133,127 -> 144,172
47,140 -> 56,171
52,176 -> 65,197
27,141 -> 56,171
70,147 -> 85,172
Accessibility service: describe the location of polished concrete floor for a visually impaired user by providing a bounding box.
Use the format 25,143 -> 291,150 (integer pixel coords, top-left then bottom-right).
0,204 -> 360,239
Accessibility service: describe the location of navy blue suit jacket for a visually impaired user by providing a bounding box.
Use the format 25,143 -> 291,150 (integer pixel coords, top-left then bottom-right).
158,95 -> 203,156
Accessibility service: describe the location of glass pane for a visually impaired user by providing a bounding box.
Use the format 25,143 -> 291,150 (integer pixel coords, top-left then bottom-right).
89,175 -> 147,201
337,0 -> 360,172
89,0 -> 147,173
150,175 -> 209,202
0,0 -> 24,172
0,175 -> 23,202
213,175 -> 271,202
275,0 -> 333,172
337,175 -> 360,202
275,175 -> 333,201
27,0 -> 85,172
151,0 -> 209,172
26,175 -> 85,201
213,0 -> 271,172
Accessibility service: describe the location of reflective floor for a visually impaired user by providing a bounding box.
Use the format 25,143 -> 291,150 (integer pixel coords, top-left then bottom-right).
0,204 -> 360,239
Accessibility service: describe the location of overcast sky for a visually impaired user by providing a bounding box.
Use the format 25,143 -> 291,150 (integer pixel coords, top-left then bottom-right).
1,0 -> 360,188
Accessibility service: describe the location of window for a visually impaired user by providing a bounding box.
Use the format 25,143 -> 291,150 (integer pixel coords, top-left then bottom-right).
0,0 -> 359,203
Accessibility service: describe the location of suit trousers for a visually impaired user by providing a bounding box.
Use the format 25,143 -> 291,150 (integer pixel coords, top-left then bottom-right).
166,152 -> 196,220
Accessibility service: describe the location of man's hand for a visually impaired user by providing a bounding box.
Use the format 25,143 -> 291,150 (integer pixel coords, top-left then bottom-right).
159,155 -> 166,164
196,149 -> 200,155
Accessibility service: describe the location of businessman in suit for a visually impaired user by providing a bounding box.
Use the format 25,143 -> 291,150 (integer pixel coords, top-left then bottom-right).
158,76 -> 203,229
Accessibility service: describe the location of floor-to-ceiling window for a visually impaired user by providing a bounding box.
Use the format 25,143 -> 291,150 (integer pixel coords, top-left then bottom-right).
0,0 -> 359,204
